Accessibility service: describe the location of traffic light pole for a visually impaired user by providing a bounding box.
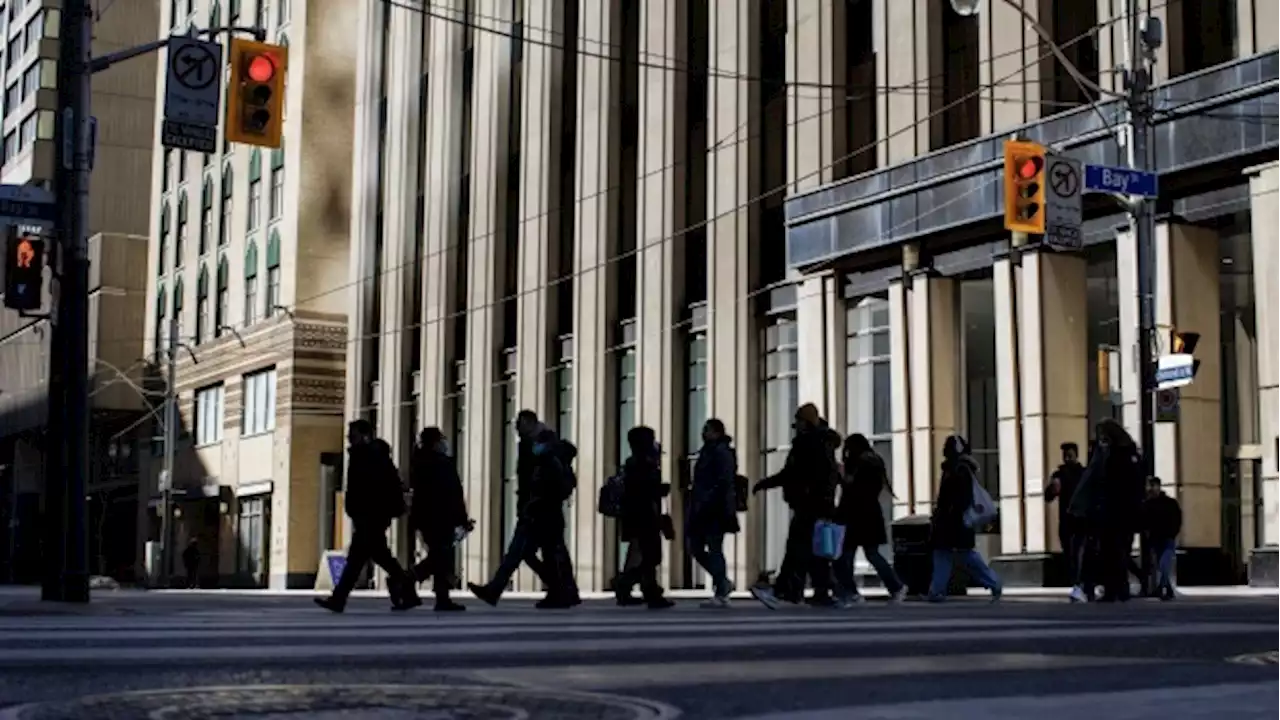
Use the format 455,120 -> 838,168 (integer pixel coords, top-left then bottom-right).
158,318 -> 178,587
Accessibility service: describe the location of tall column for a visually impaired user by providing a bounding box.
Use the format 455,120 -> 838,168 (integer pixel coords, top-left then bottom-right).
461,0 -> 516,582
707,0 -> 759,588
796,274 -> 844,423
978,0 -> 1042,132
992,247 -> 1024,555
571,0 -> 622,592
1249,162 -> 1279,550
907,269 -> 957,515
887,269 -> 913,517
1018,249 -> 1089,555
876,0 -> 933,165
420,2 -> 467,429
786,0 -> 844,192
634,0 -> 686,582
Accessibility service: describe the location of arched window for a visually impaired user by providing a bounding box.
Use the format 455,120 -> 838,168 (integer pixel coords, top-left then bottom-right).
265,230 -> 281,317
173,275 -> 186,338
247,149 -> 262,231
215,257 -> 229,337
175,191 -> 188,266
199,179 -> 214,254
219,165 -> 234,247
155,285 -> 167,354
229,0 -> 241,22
244,241 -> 259,326
269,140 -> 285,220
196,264 -> 210,343
157,204 -> 170,276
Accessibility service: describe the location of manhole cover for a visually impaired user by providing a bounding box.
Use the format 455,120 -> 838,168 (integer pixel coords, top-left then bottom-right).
1226,650 -> 1279,666
3,684 -> 682,720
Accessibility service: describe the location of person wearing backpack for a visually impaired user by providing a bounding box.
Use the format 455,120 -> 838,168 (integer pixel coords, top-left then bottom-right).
688,418 -> 739,608
316,420 -> 421,613
927,435 -> 1002,603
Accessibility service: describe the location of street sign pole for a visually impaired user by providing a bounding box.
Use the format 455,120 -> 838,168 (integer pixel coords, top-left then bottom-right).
1129,1 -> 1159,478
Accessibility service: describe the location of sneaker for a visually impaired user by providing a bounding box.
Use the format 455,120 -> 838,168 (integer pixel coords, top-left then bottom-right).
467,582 -> 500,607
836,595 -> 865,609
1068,586 -> 1087,604
888,588 -> 907,604
646,597 -> 675,610
750,584 -> 781,610
392,594 -> 423,611
700,596 -> 731,609
616,594 -> 646,607
314,596 -> 345,614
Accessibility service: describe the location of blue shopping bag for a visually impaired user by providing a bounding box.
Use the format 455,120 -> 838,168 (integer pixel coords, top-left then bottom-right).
811,520 -> 846,560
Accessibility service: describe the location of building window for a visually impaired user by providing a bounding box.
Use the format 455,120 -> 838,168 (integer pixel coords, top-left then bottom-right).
155,286 -> 167,354
195,383 -> 225,446
162,149 -> 172,192
269,144 -> 284,220
264,230 -> 280,316
157,204 -> 170,276
219,165 -> 233,247
554,336 -> 574,443
215,258 -> 229,337
244,241 -> 259,325
236,494 -> 267,586
615,319 -> 637,564
174,191 -> 188,267
276,0 -> 288,25
247,149 -> 262,231
172,275 -> 185,339
195,264 -> 210,343
761,315 -> 798,570
242,367 -> 277,436
959,278 -> 999,526
229,0 -> 240,22
500,352 -> 518,551
177,151 -> 187,185
845,297 -> 892,456
199,179 -> 213,255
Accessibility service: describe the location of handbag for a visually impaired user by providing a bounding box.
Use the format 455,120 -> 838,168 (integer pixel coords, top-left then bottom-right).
964,475 -> 999,529
811,520 -> 845,560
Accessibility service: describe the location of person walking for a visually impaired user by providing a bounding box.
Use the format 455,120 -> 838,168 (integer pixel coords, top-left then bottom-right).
316,420 -> 421,613
408,427 -> 470,612
1046,442 -> 1089,602
750,403 -> 838,609
1142,476 -> 1182,601
687,419 -> 739,608
927,435 -> 1002,603
613,426 -> 674,610
469,411 -> 580,607
833,434 -> 905,606
1070,419 -> 1145,602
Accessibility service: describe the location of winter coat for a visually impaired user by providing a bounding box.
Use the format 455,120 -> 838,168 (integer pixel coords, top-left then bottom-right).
1047,461 -> 1085,533
1069,444 -> 1145,533
690,437 -> 740,536
931,455 -> 980,551
523,441 -> 573,522
345,440 -> 405,529
515,422 -> 551,515
409,446 -> 469,540
620,455 -> 664,539
1142,492 -> 1182,545
837,450 -> 890,547
756,426 -> 837,517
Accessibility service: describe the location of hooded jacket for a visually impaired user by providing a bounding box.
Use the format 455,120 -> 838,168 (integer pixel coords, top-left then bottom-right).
838,449 -> 890,547
345,439 -> 405,528
931,454 -> 980,550
690,436 -> 739,535
409,444 -> 469,537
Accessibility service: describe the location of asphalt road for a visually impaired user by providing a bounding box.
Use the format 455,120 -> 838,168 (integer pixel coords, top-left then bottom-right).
0,589 -> 1275,719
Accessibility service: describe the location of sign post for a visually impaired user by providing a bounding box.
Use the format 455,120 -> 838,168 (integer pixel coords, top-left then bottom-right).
1043,153 -> 1083,251
161,36 -> 223,153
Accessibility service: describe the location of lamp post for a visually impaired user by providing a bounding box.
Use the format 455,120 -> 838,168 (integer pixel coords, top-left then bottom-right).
949,0 -> 1159,475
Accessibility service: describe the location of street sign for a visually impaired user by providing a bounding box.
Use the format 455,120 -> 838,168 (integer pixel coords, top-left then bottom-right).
1155,388 -> 1180,423
0,185 -> 56,226
1084,164 -> 1159,199
162,37 -> 223,154
1043,153 -> 1083,251
1155,353 -> 1195,390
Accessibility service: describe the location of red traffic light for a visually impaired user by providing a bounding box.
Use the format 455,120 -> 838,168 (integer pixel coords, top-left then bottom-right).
247,54 -> 276,83
1016,156 -> 1043,180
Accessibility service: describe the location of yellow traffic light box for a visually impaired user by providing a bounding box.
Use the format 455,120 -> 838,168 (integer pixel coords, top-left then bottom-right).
225,38 -> 288,149
1003,140 -> 1047,234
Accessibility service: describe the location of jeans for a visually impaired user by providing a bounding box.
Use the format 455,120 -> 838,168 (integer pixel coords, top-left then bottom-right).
687,531 -> 731,598
834,543 -> 903,599
1153,539 -> 1176,591
928,549 -> 1001,600
334,525 -> 416,604
775,513 -> 831,599
489,515 -> 571,598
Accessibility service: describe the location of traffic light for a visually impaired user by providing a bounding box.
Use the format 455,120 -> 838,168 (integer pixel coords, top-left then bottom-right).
1171,329 -> 1201,379
225,38 -> 288,148
3,228 -> 44,311
1003,140 -> 1047,234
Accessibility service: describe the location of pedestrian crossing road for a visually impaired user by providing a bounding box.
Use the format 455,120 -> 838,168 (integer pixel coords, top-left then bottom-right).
0,592 -> 1275,719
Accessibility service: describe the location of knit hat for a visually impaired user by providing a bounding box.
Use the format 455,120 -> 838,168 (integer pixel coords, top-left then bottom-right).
795,403 -> 821,427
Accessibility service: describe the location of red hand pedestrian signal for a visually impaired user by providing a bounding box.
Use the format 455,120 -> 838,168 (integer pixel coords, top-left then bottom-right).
4,230 -> 44,311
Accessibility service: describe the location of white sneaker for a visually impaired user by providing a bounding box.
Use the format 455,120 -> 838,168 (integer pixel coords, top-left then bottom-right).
700,596 -> 731,609
1068,586 -> 1087,603
750,584 -> 780,610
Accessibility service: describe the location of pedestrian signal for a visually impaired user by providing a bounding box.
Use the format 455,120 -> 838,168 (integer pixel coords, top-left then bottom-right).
1171,329 -> 1201,380
3,229 -> 44,311
225,38 -> 288,148
1003,140 -> 1047,234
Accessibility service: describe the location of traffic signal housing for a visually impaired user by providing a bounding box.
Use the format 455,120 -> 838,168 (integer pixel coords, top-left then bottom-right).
3,228 -> 44,311
1003,140 -> 1047,234
1171,329 -> 1201,379
225,38 -> 288,149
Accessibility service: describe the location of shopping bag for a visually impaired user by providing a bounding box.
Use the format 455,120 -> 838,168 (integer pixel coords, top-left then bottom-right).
964,476 -> 999,529
811,520 -> 846,560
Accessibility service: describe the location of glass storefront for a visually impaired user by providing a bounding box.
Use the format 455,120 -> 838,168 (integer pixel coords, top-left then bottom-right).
958,278 -> 999,518
760,315 -> 798,573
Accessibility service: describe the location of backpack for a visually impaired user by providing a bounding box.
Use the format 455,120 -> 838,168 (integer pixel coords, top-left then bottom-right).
598,468 -> 626,518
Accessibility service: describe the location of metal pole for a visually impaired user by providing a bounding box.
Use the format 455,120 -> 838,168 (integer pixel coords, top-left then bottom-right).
1127,0 -> 1157,477
159,317 -> 178,587
42,0 -> 93,603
